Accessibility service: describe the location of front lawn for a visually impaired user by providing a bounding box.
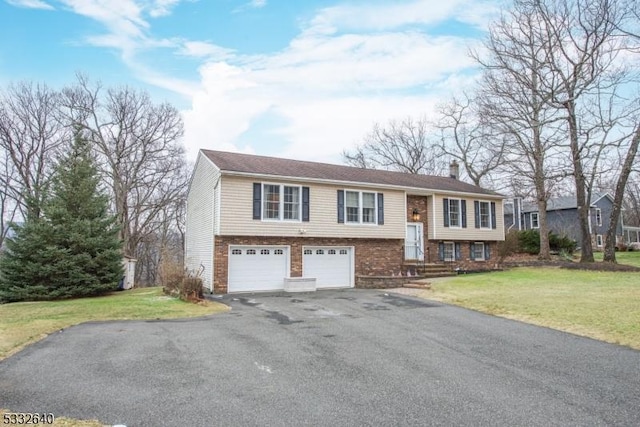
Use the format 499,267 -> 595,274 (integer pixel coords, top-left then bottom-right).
421,267 -> 640,349
593,250 -> 640,268
0,287 -> 228,360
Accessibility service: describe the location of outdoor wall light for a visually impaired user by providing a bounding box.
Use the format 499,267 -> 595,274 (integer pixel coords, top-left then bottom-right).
412,208 -> 420,222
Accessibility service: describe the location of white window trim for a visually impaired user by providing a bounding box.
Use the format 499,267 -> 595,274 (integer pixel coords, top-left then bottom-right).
448,198 -> 462,229
595,208 -> 602,226
261,182 -> 302,222
596,234 -> 603,247
531,212 -> 539,229
473,242 -> 485,261
344,189 -> 378,225
478,201 -> 492,230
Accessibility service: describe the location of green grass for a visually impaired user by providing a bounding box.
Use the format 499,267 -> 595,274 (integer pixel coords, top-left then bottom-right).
0,287 -> 229,361
593,250 -> 640,267
421,267 -> 640,349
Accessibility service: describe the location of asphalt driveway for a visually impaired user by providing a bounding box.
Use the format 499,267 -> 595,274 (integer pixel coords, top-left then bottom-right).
1,289 -> 639,426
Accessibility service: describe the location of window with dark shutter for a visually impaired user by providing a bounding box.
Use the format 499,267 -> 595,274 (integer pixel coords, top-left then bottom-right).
443,198 -> 450,227
438,242 -> 444,261
474,201 -> 480,229
252,183 -> 261,219
461,200 -> 467,228
302,187 -> 310,222
377,193 -> 384,225
469,243 -> 475,260
491,202 -> 497,229
455,242 -> 461,260
337,190 -> 345,223
485,243 -> 491,260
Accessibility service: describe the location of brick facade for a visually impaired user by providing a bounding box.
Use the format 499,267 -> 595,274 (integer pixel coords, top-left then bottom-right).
213,236 -> 403,293
407,195 -> 499,269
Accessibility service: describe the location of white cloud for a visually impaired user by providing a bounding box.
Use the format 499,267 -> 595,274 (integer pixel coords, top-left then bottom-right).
233,0 -> 267,13
148,0 -> 180,17
177,41 -> 235,60
6,0 -> 54,10
301,0 -> 499,36
181,21 -> 481,162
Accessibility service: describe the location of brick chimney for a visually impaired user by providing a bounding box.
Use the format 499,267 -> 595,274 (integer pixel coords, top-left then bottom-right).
449,160 -> 459,180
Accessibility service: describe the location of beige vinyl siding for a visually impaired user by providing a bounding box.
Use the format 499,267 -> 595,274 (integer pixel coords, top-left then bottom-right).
433,194 -> 505,241
185,154 -> 220,291
219,175 -> 405,239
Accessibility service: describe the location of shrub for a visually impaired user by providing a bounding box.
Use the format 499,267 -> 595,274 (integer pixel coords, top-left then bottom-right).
515,229 -> 577,255
180,277 -> 204,302
158,252 -> 184,297
160,255 -> 204,303
497,230 -> 521,259
549,233 -> 577,254
518,229 -> 540,254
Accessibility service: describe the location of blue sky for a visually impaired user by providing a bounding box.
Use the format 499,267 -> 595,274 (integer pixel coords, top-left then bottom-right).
0,0 -> 503,163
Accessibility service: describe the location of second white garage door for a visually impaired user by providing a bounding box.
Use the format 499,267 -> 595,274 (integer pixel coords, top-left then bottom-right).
228,246 -> 289,293
302,246 -> 354,289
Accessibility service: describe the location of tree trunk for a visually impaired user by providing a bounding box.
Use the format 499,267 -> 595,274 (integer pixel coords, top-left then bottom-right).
566,100 -> 594,262
603,125 -> 640,262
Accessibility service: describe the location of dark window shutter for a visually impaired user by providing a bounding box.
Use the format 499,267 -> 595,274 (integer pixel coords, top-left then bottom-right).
252,183 -> 261,220
337,190 -> 345,223
455,242 -> 461,260
469,243 -> 475,260
302,187 -> 310,222
443,198 -> 450,227
438,242 -> 444,261
491,202 -> 497,229
377,193 -> 384,225
485,242 -> 491,260
474,201 -> 480,229
461,200 -> 467,228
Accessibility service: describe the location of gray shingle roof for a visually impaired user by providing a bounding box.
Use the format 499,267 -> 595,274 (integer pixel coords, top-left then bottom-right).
521,193 -> 608,212
201,149 -> 502,197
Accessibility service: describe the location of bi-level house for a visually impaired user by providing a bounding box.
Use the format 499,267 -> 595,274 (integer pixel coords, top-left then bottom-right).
186,150 -> 505,293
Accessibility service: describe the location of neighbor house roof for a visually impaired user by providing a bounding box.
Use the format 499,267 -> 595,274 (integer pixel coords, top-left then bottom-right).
521,193 -> 611,213
201,149 -> 502,197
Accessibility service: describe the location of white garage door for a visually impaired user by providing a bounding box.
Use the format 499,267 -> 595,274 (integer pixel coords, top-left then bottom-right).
228,246 -> 289,292
303,246 -> 354,289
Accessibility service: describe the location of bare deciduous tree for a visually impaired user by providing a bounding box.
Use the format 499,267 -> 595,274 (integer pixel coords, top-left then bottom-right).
60,75 -> 188,283
533,0 -> 633,262
435,93 -> 506,187
474,0 -> 568,259
343,117 -> 447,175
0,82 -> 67,221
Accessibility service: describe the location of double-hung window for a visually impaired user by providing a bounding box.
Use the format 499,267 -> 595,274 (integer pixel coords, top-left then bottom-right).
479,202 -> 491,229
448,199 -> 461,228
262,184 -> 300,221
283,186 -> 300,220
345,190 -> 377,224
473,242 -> 485,260
595,208 -> 602,226
531,212 -> 539,229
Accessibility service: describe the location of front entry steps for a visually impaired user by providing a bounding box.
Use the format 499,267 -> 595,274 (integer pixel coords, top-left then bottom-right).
402,262 -> 456,278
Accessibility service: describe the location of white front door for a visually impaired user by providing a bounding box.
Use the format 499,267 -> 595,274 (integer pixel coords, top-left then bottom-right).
405,223 -> 424,261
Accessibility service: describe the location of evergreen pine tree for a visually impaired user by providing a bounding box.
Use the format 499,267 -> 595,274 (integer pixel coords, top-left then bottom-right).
0,130 -> 123,302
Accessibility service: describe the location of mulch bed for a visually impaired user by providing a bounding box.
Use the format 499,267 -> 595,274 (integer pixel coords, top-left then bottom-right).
500,254 -> 640,272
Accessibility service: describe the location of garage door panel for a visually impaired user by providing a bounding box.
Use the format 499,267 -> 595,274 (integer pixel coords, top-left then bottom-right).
228,246 -> 288,292
303,246 -> 353,288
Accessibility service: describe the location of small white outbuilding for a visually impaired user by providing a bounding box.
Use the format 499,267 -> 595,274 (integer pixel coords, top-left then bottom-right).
120,257 -> 137,290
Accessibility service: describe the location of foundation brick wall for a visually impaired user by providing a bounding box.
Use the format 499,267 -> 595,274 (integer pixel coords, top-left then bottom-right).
424,240 -> 500,270
213,236 -> 403,293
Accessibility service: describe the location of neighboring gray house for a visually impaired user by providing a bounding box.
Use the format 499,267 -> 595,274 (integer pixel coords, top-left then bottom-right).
504,194 -> 627,250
